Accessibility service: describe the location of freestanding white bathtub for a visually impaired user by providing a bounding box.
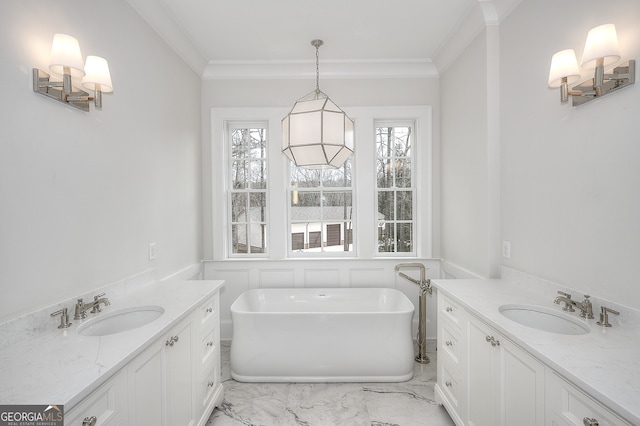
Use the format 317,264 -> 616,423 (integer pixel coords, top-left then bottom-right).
230,287 -> 415,382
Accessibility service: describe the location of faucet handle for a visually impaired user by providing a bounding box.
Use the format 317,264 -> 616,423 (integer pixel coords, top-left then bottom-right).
579,295 -> 594,319
93,292 -> 106,300
51,308 -> 72,329
557,291 -> 572,299
74,298 -> 87,320
596,306 -> 620,327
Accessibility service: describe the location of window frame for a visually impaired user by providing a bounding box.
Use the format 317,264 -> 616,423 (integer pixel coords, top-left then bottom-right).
225,121 -> 270,258
374,120 -> 418,257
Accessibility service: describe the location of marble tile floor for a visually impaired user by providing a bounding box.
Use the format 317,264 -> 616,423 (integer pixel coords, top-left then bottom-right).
207,341 -> 455,426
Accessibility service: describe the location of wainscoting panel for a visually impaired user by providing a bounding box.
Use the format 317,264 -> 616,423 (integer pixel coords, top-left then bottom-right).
259,269 -> 295,288
304,269 -> 341,287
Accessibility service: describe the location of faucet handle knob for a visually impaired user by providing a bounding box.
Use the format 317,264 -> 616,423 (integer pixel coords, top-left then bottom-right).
94,292 -> 106,300
557,291 -> 572,299
50,308 -> 72,329
597,306 -> 620,327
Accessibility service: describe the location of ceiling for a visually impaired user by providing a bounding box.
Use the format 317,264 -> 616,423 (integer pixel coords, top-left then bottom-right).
126,0 -> 522,77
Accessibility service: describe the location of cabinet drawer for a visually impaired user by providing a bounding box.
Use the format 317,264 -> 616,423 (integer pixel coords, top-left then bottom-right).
438,361 -> 461,413
200,294 -> 218,332
200,363 -> 220,408
201,328 -> 217,366
439,294 -> 461,330
546,370 -> 630,426
65,370 -> 127,426
440,324 -> 461,366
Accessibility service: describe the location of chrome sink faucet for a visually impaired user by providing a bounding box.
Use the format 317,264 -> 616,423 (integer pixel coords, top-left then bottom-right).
74,293 -> 110,320
554,291 -> 576,312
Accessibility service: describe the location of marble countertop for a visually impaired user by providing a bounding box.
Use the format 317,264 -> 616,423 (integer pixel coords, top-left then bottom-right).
432,278 -> 640,425
0,279 -> 224,409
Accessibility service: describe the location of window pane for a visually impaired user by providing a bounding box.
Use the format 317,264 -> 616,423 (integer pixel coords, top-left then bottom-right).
231,224 -> 247,253
376,158 -> 394,189
249,192 -> 266,222
396,191 -> 412,221
396,223 -> 413,253
248,128 -> 267,159
291,165 -> 320,188
393,126 -> 411,157
249,160 -> 267,189
323,191 -> 352,220
292,192 -> 321,221
395,159 -> 411,188
322,159 -> 352,187
378,223 -> 395,253
250,223 -> 267,253
231,193 -> 247,222
378,191 -> 395,221
231,161 -> 247,189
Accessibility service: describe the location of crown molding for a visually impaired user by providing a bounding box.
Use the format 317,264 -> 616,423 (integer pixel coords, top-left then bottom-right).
202,59 -> 439,80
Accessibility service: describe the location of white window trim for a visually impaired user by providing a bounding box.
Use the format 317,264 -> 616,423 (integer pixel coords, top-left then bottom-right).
210,106 -> 432,260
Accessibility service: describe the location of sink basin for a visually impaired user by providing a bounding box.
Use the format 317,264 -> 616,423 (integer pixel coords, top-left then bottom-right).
499,304 -> 590,335
77,305 -> 164,336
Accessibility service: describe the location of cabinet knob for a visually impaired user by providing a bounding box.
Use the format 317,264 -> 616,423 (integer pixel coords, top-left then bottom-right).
206,307 -> 213,313
445,340 -> 453,346
208,381 -> 215,387
165,335 -> 179,346
445,306 -> 453,312
445,381 -> 452,387
486,335 -> 500,347
82,416 -> 97,426
207,341 -> 214,347
583,418 -> 599,426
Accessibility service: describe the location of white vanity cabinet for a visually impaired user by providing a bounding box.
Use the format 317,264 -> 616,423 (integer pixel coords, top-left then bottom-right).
436,294 -> 545,426
66,286 -> 223,426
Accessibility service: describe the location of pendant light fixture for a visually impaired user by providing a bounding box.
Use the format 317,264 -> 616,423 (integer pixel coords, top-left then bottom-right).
282,40 -> 354,169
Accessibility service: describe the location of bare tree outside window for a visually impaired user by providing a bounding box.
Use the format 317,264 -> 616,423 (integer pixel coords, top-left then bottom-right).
376,124 -> 415,254
229,125 -> 268,255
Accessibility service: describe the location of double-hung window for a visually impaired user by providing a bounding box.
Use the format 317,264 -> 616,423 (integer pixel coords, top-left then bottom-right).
228,123 -> 268,255
375,122 -> 416,255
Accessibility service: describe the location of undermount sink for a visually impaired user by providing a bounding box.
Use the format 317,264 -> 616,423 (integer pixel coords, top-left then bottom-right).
77,305 -> 165,336
499,304 -> 590,335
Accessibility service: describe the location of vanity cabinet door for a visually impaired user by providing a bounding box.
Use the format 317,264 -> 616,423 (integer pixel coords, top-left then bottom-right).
127,315 -> 197,426
127,339 -> 164,426
466,313 -> 500,425
165,317 -> 196,426
465,312 -> 545,426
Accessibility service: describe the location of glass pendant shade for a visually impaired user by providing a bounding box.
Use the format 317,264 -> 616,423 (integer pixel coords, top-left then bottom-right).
49,34 -> 85,77
282,92 -> 354,169
82,55 -> 113,93
548,49 -> 581,87
581,24 -> 621,69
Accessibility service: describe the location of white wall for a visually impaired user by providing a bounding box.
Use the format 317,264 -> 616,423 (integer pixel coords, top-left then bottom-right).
500,0 -> 640,310
0,1 -> 202,321
440,21 -> 502,280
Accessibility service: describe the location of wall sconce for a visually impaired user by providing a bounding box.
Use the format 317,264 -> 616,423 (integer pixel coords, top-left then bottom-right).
33,34 -> 113,111
548,24 -> 635,106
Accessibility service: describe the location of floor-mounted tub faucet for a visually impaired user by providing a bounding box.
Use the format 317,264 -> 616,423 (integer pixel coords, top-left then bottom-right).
395,263 -> 431,364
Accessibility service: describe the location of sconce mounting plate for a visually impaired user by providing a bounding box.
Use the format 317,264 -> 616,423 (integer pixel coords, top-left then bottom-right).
32,68 -> 91,112
571,60 -> 635,106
